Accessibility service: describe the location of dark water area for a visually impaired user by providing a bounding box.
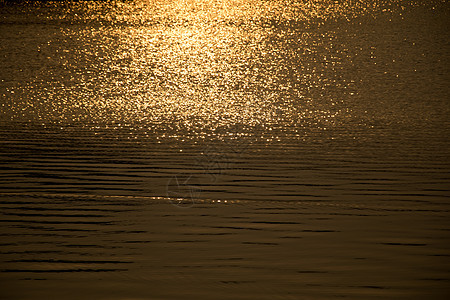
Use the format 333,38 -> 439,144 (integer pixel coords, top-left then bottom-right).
1,1 -> 449,299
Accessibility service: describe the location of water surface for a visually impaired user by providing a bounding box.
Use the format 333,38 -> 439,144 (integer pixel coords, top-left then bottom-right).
0,1 -> 449,299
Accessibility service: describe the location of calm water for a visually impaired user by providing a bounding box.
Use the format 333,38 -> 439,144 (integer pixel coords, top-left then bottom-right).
0,1 -> 449,299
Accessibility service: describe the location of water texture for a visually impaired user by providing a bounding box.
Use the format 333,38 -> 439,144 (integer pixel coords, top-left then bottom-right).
0,1 -> 449,299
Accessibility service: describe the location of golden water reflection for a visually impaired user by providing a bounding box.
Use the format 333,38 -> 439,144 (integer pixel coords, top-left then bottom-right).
2,0 -> 446,142
1,3 -> 449,297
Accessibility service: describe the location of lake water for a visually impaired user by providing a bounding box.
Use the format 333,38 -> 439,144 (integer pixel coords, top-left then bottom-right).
0,1 -> 449,299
